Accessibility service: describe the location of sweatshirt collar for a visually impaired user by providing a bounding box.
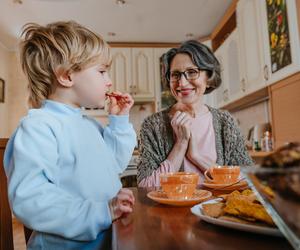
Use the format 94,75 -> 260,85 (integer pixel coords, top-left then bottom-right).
42,100 -> 82,116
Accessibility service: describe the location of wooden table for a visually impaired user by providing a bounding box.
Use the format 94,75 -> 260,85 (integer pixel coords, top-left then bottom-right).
112,188 -> 293,250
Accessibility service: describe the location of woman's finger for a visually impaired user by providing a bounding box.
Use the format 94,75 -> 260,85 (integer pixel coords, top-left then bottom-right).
172,112 -> 188,126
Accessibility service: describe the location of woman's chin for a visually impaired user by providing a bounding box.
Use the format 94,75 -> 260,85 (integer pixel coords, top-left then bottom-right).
179,95 -> 196,103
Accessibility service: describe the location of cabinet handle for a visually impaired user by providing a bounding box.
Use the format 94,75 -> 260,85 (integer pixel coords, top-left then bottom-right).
223,89 -> 229,102
133,85 -> 137,95
129,85 -> 133,95
263,65 -> 269,81
156,101 -> 160,111
241,78 -> 246,92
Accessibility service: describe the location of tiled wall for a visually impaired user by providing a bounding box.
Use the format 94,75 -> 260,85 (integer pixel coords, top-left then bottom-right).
230,100 -> 270,139
129,103 -> 155,138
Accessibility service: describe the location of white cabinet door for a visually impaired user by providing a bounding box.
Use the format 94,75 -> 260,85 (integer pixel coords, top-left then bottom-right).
131,48 -> 155,101
237,0 -> 266,94
212,30 -> 244,107
259,0 -> 300,84
214,46 -> 228,108
203,93 -> 216,108
109,48 -> 132,93
109,47 -> 156,101
226,29 -> 243,102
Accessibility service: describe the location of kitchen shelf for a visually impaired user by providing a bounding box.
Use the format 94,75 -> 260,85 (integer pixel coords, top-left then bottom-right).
221,86 -> 269,112
248,151 -> 273,158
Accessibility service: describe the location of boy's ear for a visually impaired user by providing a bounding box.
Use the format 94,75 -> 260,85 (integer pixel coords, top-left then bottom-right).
55,70 -> 74,88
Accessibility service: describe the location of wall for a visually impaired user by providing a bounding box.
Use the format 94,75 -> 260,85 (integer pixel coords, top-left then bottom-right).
8,53 -> 28,135
0,46 -> 28,138
0,44 -> 12,137
297,0 -> 300,35
230,100 -> 270,139
129,103 -> 155,138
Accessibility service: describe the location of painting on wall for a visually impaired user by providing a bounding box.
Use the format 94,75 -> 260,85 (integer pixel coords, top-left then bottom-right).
0,78 -> 4,103
160,55 -> 176,110
266,0 -> 292,73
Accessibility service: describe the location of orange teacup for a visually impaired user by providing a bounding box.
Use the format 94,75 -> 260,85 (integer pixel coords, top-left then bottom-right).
159,172 -> 199,200
205,166 -> 240,184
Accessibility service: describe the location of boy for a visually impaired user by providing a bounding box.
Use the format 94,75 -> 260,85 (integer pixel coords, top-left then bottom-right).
4,21 -> 136,249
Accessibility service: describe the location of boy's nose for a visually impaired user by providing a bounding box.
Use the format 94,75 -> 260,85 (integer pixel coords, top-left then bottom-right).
106,81 -> 112,87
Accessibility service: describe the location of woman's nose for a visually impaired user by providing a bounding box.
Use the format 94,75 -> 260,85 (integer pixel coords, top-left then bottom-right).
178,75 -> 189,86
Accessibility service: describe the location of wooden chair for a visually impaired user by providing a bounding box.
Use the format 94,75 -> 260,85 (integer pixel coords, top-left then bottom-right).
0,138 -> 32,250
0,138 -> 13,250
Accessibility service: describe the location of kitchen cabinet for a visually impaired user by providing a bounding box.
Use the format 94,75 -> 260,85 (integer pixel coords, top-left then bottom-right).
269,72 -> 300,149
108,48 -> 131,94
215,0 -> 300,110
212,30 -> 241,108
236,0 -> 300,96
214,45 -> 227,108
109,47 -> 156,101
259,0 -> 300,85
237,0 -> 266,95
203,93 -> 216,108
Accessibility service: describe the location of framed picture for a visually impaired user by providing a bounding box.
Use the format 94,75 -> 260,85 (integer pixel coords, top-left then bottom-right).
0,78 -> 4,103
266,0 -> 292,73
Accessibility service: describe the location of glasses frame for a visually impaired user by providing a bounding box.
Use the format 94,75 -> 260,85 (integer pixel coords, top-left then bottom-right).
167,68 -> 203,83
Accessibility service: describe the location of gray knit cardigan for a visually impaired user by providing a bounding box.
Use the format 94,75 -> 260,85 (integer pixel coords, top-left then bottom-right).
136,105 -> 254,183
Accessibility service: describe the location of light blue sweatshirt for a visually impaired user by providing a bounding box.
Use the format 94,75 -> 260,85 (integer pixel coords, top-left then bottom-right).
4,100 -> 136,250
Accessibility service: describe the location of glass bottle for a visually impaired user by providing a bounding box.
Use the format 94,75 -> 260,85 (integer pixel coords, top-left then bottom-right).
261,131 -> 273,152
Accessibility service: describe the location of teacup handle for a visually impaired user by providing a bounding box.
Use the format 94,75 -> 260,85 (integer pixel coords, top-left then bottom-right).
204,170 -> 214,182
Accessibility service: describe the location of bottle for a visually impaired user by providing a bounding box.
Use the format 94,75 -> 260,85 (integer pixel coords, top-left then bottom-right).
261,131 -> 273,152
253,140 -> 261,151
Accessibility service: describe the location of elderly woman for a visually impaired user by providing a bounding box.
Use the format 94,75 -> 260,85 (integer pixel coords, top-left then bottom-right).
137,40 -> 253,187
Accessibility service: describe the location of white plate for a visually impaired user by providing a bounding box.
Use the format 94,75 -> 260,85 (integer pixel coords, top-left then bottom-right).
191,198 -> 282,237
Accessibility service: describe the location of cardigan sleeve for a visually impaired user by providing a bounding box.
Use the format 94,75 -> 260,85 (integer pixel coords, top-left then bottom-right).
222,111 -> 254,166
136,115 -> 170,184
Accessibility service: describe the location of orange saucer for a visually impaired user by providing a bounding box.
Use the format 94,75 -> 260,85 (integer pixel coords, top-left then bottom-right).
202,179 -> 248,190
147,189 -> 212,206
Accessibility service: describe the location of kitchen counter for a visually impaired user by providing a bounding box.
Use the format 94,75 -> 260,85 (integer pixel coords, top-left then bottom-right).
249,151 -> 274,165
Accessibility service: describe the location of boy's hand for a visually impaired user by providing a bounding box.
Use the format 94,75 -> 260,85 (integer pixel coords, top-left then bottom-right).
107,91 -> 134,115
109,188 -> 135,221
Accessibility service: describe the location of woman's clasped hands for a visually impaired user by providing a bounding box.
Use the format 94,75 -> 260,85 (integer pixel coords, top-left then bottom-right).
109,188 -> 135,221
170,111 -> 193,144
170,110 -> 205,169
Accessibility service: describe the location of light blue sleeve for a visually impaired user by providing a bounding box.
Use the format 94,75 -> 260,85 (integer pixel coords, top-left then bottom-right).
4,117 -> 112,241
103,115 -> 137,173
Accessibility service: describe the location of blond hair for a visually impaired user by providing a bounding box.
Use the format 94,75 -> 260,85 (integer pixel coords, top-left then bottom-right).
20,21 -> 111,108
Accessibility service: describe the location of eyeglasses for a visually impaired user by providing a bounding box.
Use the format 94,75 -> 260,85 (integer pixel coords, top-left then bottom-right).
168,68 -> 202,82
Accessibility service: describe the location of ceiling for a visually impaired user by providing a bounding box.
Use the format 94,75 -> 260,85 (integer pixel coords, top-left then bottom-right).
0,0 -> 232,50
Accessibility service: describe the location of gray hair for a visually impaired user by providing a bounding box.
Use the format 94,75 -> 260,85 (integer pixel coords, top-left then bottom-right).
162,40 -> 221,94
